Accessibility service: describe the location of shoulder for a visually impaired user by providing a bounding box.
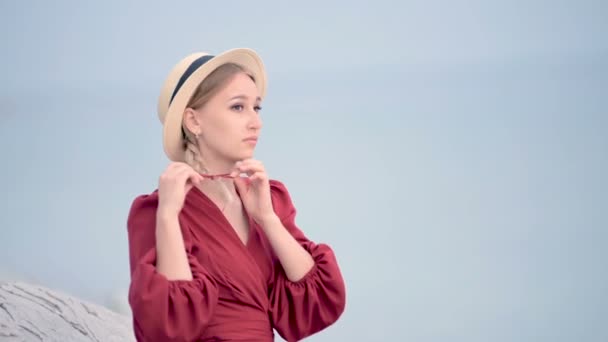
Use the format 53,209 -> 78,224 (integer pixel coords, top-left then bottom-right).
127,190 -> 160,230
269,179 -> 288,195
269,179 -> 293,202
269,179 -> 297,218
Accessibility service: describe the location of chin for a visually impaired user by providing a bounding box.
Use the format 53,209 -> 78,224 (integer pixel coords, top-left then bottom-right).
234,150 -> 254,161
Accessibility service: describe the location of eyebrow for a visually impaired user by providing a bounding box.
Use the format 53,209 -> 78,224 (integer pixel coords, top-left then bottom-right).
229,95 -> 262,102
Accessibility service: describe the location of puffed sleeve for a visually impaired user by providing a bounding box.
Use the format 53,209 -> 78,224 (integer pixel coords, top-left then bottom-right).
126,192 -> 219,342
267,180 -> 346,342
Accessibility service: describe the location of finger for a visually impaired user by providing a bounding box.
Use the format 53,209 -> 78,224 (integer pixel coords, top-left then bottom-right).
234,175 -> 246,190
236,159 -> 262,168
184,173 -> 203,192
231,160 -> 246,176
175,166 -> 200,185
166,163 -> 188,178
231,159 -> 257,177
167,161 -> 187,171
229,165 -> 241,178
161,164 -> 184,182
176,162 -> 196,173
190,169 -> 205,185
172,161 -> 200,176
235,175 -> 251,188
186,166 -> 204,181
241,159 -> 263,168
237,161 -> 265,174
248,171 -> 268,183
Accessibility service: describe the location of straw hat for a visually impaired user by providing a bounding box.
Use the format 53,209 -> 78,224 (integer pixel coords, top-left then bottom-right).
157,48 -> 267,162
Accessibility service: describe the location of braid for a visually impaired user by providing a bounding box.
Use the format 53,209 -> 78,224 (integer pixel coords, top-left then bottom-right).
182,128 -> 207,174
181,127 -> 235,207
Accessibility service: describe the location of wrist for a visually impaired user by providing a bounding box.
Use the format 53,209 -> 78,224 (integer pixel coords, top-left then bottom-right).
156,207 -> 179,223
256,212 -> 281,228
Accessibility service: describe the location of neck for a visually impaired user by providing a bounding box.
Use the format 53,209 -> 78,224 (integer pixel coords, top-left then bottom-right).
193,151 -> 241,206
197,146 -> 236,176
196,176 -> 239,207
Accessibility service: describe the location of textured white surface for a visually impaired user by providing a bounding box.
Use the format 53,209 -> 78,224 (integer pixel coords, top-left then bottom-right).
0,282 -> 134,342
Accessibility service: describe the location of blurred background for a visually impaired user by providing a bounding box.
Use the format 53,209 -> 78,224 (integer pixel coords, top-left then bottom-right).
1,1 -> 606,341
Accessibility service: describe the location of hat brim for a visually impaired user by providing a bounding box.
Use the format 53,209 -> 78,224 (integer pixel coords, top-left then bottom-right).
163,48 -> 267,162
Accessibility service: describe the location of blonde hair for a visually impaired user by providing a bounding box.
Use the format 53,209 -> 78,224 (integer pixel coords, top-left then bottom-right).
182,63 -> 255,174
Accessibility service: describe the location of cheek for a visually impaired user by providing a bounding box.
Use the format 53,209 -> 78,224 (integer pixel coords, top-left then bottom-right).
203,113 -> 230,133
205,118 -> 241,145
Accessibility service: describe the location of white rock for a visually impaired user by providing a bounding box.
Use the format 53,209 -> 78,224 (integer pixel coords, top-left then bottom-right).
0,281 -> 134,341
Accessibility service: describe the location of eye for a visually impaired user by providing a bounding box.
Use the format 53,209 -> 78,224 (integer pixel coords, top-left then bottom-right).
254,105 -> 262,113
231,104 -> 244,111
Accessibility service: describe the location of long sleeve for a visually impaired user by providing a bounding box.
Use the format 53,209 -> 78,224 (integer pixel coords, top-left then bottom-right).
267,180 -> 346,342
126,191 -> 220,342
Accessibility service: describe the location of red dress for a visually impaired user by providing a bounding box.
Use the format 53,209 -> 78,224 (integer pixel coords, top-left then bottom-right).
126,179 -> 346,342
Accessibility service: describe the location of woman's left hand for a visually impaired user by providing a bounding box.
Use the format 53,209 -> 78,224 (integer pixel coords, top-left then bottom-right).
230,159 -> 276,224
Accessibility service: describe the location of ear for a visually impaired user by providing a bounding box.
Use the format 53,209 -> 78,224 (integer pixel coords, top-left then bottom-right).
183,107 -> 201,135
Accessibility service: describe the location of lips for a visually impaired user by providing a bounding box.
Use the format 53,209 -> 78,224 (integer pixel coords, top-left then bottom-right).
243,136 -> 258,142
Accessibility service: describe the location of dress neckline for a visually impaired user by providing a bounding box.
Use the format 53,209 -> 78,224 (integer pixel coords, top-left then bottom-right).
190,184 -> 254,247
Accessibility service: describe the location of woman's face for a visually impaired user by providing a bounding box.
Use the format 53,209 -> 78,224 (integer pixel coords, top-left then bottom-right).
188,72 -> 263,167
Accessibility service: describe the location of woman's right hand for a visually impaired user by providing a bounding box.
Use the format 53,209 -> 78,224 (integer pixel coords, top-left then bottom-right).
157,162 -> 204,217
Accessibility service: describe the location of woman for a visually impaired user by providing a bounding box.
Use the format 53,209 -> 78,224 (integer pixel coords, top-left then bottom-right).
126,48 -> 346,342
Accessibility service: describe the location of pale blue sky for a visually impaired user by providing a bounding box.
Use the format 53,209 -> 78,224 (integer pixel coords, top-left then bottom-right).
1,1 -> 607,341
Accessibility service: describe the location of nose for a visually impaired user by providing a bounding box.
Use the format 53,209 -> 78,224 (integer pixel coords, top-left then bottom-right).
248,110 -> 262,130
